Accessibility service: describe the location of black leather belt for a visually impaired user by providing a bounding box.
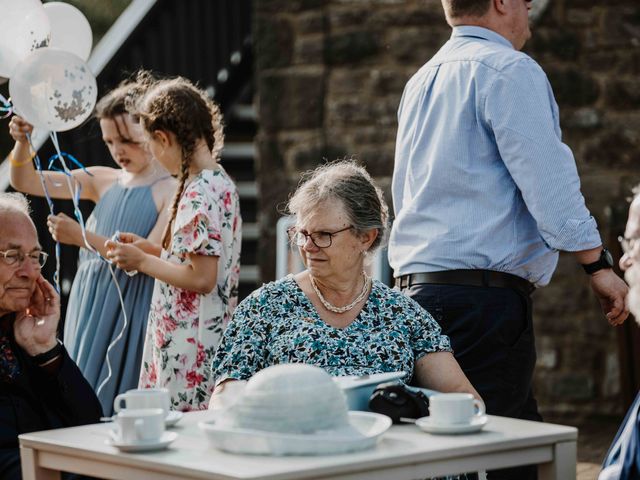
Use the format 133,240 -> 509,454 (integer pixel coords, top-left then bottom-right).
395,270 -> 535,296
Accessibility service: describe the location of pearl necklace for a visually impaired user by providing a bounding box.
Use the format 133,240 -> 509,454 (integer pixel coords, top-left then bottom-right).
310,271 -> 371,314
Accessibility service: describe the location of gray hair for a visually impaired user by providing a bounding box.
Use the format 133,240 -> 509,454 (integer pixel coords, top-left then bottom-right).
0,192 -> 31,216
442,0 -> 492,19
287,160 -> 389,253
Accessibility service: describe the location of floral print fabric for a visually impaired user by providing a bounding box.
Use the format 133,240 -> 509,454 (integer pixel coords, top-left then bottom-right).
211,276 -> 451,385
140,168 -> 241,411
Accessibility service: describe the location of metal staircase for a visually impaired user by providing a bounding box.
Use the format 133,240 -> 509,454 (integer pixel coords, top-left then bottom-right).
220,99 -> 259,299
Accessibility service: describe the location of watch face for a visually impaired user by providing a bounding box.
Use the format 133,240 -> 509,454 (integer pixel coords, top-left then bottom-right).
603,248 -> 614,267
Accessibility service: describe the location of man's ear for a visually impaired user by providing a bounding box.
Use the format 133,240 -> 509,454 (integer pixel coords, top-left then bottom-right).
493,0 -> 508,15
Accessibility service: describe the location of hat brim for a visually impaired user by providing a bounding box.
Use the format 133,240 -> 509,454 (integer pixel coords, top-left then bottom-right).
199,411 -> 392,456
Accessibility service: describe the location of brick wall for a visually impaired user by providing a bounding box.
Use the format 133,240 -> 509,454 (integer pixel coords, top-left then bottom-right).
254,0 -> 640,421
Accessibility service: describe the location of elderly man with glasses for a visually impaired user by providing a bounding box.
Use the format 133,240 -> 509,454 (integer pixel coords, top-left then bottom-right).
0,192 -> 102,480
600,191 -> 640,480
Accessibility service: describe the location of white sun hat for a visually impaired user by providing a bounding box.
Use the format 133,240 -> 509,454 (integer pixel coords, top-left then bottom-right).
200,364 -> 392,455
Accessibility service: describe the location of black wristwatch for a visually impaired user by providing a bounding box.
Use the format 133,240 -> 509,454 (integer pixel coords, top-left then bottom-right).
30,339 -> 63,366
582,248 -> 614,275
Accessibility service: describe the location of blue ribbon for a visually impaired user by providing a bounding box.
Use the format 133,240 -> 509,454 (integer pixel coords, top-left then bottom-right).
47,152 -> 93,176
28,132 -> 62,293
0,94 -> 12,119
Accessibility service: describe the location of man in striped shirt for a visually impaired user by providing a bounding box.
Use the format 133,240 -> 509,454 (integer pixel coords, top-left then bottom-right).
390,1 -> 629,478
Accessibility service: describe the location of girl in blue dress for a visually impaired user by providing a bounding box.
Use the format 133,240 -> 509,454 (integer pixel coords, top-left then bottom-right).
8,82 -> 176,414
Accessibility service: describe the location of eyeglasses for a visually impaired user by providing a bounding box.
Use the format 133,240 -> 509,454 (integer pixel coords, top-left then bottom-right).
619,236 -> 640,256
287,226 -> 353,249
0,249 -> 48,269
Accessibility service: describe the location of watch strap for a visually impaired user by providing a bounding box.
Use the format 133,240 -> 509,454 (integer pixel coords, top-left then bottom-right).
30,339 -> 63,366
582,248 -> 614,275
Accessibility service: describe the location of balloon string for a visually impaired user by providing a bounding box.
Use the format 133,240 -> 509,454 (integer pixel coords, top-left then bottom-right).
27,132 -> 62,294
47,151 -> 93,177
0,94 -> 13,119
47,132 -> 131,399
95,263 -> 129,398
48,132 -> 96,256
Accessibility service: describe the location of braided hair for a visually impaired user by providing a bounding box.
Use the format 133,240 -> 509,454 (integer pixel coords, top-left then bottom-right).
128,73 -> 225,249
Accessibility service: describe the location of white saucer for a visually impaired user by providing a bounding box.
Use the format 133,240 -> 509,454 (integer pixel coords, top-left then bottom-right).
165,411 -> 183,427
415,415 -> 488,435
199,411 -> 391,455
106,431 -> 178,452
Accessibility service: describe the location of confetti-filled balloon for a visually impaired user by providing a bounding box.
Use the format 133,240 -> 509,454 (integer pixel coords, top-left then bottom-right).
0,0 -> 50,78
9,47 -> 97,132
44,2 -> 93,61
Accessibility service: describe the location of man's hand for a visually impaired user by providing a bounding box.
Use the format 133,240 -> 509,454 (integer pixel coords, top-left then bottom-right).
13,276 -> 60,356
590,269 -> 629,326
47,213 -> 83,247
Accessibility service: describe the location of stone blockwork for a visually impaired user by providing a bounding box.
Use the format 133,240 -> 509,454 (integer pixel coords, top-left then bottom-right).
254,0 -> 640,421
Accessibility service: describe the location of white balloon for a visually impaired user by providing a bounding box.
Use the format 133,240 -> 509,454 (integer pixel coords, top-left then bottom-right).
0,0 -> 50,77
44,2 -> 93,61
9,47 -> 97,132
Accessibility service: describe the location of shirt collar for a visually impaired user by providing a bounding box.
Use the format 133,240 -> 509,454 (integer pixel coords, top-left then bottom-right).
451,26 -> 513,49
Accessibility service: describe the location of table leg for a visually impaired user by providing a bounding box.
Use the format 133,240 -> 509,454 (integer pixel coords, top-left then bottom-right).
20,446 -> 60,480
538,440 -> 577,480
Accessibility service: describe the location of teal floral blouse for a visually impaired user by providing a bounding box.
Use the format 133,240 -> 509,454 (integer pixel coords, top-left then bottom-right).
211,275 -> 452,385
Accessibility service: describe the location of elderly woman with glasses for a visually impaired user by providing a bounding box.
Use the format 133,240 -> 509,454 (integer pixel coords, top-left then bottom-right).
210,160 -> 480,403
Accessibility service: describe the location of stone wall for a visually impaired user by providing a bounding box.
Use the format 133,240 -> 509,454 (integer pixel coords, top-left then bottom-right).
254,0 -> 640,421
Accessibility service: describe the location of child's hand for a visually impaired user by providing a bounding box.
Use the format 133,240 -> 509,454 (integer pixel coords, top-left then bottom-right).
47,213 -> 82,247
105,239 -> 146,272
116,232 -> 142,244
116,231 -> 158,256
8,115 -> 34,144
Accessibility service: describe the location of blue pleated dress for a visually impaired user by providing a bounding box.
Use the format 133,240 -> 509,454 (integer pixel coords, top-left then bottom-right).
63,180 -> 161,415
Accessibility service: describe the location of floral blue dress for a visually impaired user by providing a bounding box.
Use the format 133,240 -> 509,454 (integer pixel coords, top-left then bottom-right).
211,275 -> 452,385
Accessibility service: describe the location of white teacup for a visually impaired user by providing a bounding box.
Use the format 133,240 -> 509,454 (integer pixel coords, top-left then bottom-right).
114,408 -> 165,444
429,393 -> 485,426
114,388 -> 170,416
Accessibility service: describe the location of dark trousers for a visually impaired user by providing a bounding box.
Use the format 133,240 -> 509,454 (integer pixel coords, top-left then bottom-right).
405,283 -> 542,480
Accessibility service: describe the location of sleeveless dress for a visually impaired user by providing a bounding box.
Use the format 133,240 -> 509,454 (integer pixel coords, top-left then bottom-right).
63,179 -> 163,415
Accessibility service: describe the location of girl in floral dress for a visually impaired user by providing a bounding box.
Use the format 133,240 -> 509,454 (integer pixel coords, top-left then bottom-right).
106,74 -> 242,411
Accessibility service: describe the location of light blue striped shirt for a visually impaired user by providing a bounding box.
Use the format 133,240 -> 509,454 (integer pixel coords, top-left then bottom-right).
388,26 -> 601,287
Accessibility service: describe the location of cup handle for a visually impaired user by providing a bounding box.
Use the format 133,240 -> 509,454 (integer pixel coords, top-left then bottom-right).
114,393 -> 126,413
473,398 -> 486,417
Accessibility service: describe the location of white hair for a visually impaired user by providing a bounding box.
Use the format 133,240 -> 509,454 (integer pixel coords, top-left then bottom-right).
0,192 -> 31,216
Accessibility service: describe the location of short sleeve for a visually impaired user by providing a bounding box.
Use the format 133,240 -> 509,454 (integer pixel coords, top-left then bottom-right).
405,298 -> 452,361
210,293 -> 268,385
172,184 -> 222,257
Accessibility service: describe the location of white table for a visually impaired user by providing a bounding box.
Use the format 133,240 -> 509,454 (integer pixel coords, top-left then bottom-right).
19,411 -> 577,480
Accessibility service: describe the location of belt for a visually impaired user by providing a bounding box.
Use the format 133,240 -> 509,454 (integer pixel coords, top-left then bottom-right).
395,270 -> 535,296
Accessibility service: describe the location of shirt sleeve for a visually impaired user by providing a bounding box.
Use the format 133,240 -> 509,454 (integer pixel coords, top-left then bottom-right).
404,297 -> 452,361
172,184 -> 223,257
484,57 -> 601,252
210,292 -> 268,385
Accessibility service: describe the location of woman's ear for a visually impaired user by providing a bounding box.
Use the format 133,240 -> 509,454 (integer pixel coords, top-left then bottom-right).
153,129 -> 173,148
360,228 -> 379,253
